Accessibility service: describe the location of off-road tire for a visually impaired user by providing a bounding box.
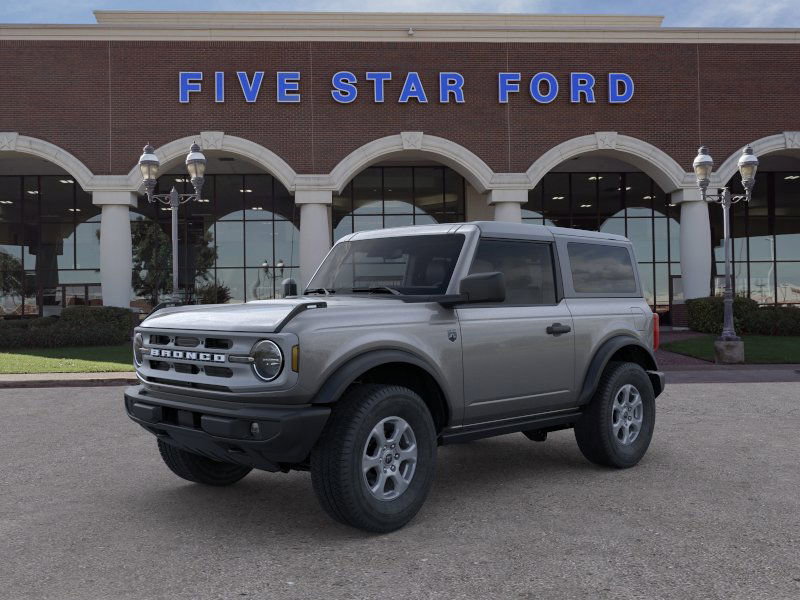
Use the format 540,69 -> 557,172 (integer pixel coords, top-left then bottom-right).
311,384 -> 438,533
157,439 -> 252,486
574,361 -> 656,468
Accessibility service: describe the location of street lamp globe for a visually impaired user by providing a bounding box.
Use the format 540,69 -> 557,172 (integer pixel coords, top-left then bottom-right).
737,145 -> 759,192
692,146 -> 714,196
185,142 -> 207,194
138,144 -> 160,195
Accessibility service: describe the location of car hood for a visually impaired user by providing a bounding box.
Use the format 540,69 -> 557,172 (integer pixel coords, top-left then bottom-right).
139,296 -> 407,333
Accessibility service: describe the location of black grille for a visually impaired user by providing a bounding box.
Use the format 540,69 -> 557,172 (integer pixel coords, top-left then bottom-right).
149,360 -> 170,371
205,338 -> 233,349
150,335 -> 170,345
174,363 -> 200,375
204,366 -> 233,378
175,336 -> 200,347
145,376 -> 231,393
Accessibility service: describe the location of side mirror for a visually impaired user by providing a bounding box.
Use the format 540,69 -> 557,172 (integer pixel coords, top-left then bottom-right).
458,271 -> 505,304
282,278 -> 298,297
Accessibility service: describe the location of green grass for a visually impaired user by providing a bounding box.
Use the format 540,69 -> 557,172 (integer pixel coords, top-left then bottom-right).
661,335 -> 800,364
0,344 -> 134,374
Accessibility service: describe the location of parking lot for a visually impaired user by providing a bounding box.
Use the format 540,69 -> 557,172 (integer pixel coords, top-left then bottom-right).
1,382 -> 798,600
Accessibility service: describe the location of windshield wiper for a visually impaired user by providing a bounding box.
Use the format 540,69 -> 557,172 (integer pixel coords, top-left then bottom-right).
304,287 -> 334,296
351,286 -> 402,295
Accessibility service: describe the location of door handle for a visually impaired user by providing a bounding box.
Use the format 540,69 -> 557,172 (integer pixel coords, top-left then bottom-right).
546,323 -> 571,336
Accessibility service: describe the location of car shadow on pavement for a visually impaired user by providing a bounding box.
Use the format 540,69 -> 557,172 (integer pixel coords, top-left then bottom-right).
130,432 -> 614,539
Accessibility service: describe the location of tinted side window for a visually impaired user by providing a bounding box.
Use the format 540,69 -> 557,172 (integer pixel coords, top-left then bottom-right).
567,243 -> 637,294
469,239 -> 557,305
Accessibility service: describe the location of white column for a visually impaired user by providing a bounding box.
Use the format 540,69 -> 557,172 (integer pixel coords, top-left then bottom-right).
296,189 -> 333,289
487,188 -> 528,223
94,191 -> 137,308
673,188 -> 712,300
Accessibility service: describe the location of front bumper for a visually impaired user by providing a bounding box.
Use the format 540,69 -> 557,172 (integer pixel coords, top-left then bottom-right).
124,385 -> 330,472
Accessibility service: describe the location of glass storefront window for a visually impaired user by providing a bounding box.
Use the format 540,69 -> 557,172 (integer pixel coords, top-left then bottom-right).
333,166 -> 466,242
776,263 -> 800,304
0,175 -> 101,316
129,173 -> 300,308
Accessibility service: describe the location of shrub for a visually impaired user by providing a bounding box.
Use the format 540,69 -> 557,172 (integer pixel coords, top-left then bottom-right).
686,296 -> 759,335
686,296 -> 800,336
196,282 -> 232,305
0,306 -> 135,349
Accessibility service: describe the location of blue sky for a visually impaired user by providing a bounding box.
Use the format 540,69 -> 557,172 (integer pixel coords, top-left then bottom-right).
1,0 -> 799,27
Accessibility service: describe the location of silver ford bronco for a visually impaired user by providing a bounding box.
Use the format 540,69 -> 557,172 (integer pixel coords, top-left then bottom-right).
125,221 -> 664,532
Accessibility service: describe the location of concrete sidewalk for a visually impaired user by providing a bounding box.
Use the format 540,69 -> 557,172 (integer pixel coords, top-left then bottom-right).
0,371 -> 137,389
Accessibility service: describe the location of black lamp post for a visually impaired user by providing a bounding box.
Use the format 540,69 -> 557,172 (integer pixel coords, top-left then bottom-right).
138,142 -> 207,303
692,145 -> 759,354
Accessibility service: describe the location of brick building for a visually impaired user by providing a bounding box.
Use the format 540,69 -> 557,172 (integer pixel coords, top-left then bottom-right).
1,11 -> 799,320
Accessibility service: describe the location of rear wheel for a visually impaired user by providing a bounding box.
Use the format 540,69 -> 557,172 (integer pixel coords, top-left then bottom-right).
311,384 -> 437,533
157,439 -> 252,486
574,362 -> 656,468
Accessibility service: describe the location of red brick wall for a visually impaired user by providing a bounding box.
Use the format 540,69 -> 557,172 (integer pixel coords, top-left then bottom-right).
1,39 -> 798,177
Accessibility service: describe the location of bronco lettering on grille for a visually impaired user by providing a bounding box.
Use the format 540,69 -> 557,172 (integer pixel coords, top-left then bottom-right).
149,348 -> 226,362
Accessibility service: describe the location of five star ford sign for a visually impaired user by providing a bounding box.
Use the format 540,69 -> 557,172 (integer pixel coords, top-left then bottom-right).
178,71 -> 635,104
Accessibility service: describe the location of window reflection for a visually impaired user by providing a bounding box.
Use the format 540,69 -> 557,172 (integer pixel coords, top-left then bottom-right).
0,175 -> 100,316
333,166 -> 466,242
129,173 -> 299,311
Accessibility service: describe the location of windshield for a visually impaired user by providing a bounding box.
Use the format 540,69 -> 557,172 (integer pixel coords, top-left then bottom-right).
306,234 -> 465,296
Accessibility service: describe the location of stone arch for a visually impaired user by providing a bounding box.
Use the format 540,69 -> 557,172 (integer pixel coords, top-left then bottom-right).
526,132 -> 691,193
713,131 -> 800,186
123,131 -> 298,192
0,132 -> 95,190
328,132 -> 496,194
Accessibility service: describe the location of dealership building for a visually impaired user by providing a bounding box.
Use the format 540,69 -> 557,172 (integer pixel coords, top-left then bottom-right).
1,11 -> 799,322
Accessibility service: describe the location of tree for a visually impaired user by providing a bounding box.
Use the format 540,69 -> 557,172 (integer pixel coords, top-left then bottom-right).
0,251 -> 25,301
131,218 -> 218,306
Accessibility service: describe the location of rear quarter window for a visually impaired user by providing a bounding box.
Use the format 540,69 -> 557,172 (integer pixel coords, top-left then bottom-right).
567,242 -> 638,294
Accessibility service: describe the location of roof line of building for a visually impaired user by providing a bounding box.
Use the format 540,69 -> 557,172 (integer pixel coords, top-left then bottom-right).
1,23 -> 799,44
91,10 -> 665,28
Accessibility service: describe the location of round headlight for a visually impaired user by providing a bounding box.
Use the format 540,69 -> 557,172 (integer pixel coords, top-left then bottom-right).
251,340 -> 284,382
133,333 -> 144,367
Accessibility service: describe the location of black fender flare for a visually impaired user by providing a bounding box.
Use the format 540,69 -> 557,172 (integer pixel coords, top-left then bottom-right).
577,335 -> 662,405
310,348 -> 450,408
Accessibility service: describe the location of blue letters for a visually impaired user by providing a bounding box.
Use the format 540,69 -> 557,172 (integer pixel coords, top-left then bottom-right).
570,73 -> 596,103
366,72 -> 392,103
399,72 -> 428,103
237,71 -> 264,103
530,72 -> 558,104
214,72 -> 224,103
439,72 -> 465,103
277,71 -> 301,103
179,72 -> 203,103
608,73 -> 634,103
498,73 -> 521,103
180,69 -> 632,106
331,71 -> 358,103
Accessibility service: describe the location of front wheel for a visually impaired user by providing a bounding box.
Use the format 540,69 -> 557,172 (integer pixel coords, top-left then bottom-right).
311,384 -> 438,533
574,362 -> 656,468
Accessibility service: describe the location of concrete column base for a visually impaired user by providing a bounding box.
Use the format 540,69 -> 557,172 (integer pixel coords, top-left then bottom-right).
673,188 -> 712,300
714,340 -> 745,364
94,191 -> 137,308
487,189 -> 528,223
296,190 -> 333,289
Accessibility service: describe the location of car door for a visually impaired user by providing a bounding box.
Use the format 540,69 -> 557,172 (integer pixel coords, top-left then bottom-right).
457,237 -> 575,426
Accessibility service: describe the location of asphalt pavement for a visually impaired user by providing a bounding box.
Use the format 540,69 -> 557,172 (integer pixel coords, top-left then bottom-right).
1,384 -> 798,600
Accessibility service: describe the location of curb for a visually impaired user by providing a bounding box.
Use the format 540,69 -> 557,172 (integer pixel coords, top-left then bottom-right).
0,374 -> 137,389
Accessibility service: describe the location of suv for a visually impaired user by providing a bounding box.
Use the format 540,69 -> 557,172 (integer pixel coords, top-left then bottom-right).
125,222 -> 664,532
